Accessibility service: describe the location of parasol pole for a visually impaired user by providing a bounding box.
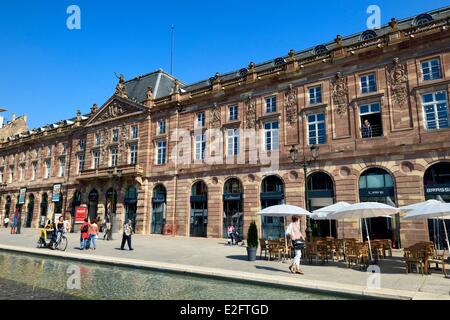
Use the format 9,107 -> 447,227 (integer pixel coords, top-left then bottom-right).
329,219 -> 332,237
442,217 -> 450,254
364,218 -> 373,262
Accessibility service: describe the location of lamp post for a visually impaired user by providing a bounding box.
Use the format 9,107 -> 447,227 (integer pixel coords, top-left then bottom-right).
107,167 -> 122,240
289,144 -> 319,241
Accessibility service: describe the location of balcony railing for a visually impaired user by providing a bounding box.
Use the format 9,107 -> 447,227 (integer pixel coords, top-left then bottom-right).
361,124 -> 383,139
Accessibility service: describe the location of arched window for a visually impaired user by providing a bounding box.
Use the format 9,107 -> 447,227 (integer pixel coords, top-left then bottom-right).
261,176 -> 284,193
360,30 -> 377,41
423,162 -> 450,250
359,168 -> 398,246
413,13 -> 433,26
151,184 -> 167,235
190,181 -> 208,237
261,176 -> 285,240
192,181 -> 208,196
224,178 -> 242,194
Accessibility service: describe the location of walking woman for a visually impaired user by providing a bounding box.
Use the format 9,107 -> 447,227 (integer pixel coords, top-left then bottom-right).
287,215 -> 305,275
89,219 -> 99,250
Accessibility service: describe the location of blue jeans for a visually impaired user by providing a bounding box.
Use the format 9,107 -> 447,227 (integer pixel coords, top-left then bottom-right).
90,234 -> 97,249
80,238 -> 88,250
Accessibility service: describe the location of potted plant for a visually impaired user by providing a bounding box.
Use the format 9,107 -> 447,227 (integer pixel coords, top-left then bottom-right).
246,221 -> 258,261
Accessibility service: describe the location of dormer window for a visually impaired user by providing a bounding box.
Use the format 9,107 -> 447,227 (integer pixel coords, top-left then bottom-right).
360,30 -> 377,41
314,45 -> 328,55
414,13 -> 433,26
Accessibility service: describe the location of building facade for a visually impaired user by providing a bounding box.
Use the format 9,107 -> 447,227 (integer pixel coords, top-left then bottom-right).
2,7 -> 450,248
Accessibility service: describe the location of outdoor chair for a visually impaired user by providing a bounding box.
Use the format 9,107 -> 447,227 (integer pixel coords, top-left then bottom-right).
267,240 -> 284,261
404,246 -> 425,275
259,239 -> 269,260
346,242 -> 370,270
427,250 -> 447,277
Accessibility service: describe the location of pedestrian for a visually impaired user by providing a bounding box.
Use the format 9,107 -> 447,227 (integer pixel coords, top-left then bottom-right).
102,216 -> 109,240
120,219 -> 134,251
80,218 -> 90,250
10,211 -> 18,234
226,224 -> 234,245
3,216 -> 9,229
287,215 -> 305,275
89,219 -> 99,250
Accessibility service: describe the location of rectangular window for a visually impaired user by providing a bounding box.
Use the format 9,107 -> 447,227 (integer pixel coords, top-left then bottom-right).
307,113 -> 326,145
130,145 -> 138,165
95,133 -> 101,145
422,91 -> 449,130
156,141 -> 167,165
360,103 -> 383,138
32,162 -> 37,180
195,133 -> 206,160
78,155 -> 85,174
9,166 -> 14,183
47,146 -> 52,157
229,105 -> 238,121
63,143 -> 68,154
112,129 -> 119,143
265,96 -> 277,113
158,120 -> 166,135
19,164 -> 25,181
110,148 -> 118,167
131,125 -> 139,139
79,139 -> 86,150
360,73 -> 377,94
422,58 -> 442,81
93,151 -> 100,169
0,168 -> 3,183
226,128 -> 240,156
45,160 -> 51,179
264,121 -> 279,151
309,86 -> 322,105
196,112 -> 205,128
59,157 -> 65,177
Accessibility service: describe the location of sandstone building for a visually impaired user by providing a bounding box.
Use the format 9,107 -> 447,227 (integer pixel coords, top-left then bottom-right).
1,7 -> 450,248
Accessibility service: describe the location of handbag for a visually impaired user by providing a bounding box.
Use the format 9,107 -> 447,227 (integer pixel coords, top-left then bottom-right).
292,239 -> 305,250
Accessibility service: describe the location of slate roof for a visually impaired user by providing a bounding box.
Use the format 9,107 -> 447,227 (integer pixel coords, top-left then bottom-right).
124,69 -> 183,102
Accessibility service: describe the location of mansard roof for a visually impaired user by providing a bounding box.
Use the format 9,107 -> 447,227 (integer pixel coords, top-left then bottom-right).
124,69 -> 183,103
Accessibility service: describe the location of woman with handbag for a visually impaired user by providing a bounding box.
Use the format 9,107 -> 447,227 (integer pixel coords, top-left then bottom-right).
287,215 -> 305,275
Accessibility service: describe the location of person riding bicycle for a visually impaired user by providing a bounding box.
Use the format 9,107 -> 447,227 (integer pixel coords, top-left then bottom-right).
53,216 -> 65,244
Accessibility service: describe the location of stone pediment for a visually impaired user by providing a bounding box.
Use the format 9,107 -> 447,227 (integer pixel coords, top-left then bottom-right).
86,96 -> 147,126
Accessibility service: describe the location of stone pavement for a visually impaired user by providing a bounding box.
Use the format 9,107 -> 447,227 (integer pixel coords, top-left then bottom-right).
0,228 -> 449,299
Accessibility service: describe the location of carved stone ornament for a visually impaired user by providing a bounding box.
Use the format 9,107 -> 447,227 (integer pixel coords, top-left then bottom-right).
210,103 -> 221,129
387,58 -> 408,108
114,74 -> 128,98
101,129 -> 109,160
245,96 -> 257,129
97,101 -> 127,122
118,125 -> 128,162
331,72 -> 349,116
285,85 -> 298,126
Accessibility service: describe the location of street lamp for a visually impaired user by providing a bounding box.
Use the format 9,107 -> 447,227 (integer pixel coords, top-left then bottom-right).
107,167 -> 122,240
289,144 -> 319,241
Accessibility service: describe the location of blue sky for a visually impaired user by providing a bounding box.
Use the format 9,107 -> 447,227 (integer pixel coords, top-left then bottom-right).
0,0 -> 448,129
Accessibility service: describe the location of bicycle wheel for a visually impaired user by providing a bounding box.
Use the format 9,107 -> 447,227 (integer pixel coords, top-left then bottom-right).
57,236 -> 68,251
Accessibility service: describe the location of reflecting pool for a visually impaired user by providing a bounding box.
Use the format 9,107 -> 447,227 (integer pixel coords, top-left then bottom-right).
0,251 -> 354,300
